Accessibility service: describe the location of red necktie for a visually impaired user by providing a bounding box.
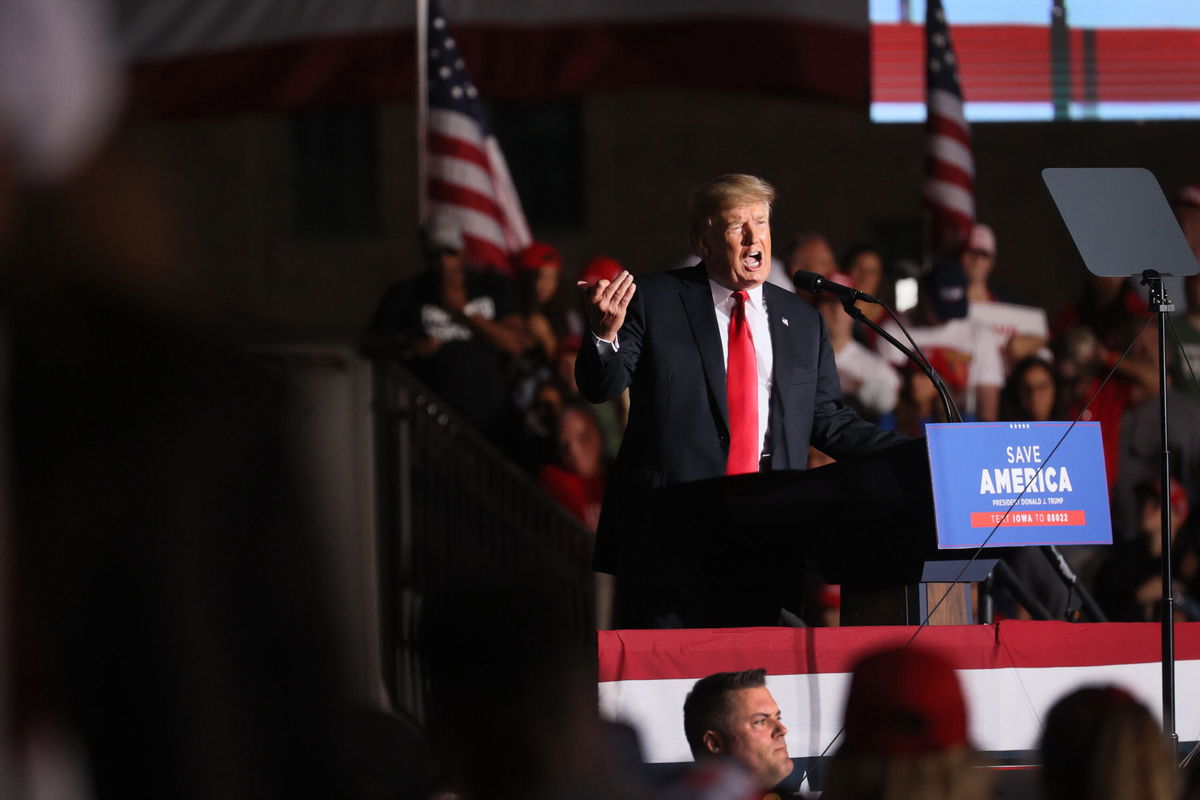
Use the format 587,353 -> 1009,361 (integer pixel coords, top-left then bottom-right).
726,290 -> 759,475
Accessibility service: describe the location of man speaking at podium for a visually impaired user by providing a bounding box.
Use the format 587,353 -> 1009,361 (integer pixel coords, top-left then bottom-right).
576,174 -> 905,628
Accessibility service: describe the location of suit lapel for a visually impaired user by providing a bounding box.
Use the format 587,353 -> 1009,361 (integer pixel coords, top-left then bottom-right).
764,284 -> 798,466
680,265 -> 730,431
765,284 -> 796,411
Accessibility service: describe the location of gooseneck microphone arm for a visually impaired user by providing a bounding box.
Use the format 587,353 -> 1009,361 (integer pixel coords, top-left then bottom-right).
792,270 -> 962,424
842,300 -> 962,424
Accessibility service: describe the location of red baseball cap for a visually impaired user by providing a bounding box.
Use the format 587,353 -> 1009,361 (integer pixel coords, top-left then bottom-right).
518,242 -> 561,271
842,646 -> 969,756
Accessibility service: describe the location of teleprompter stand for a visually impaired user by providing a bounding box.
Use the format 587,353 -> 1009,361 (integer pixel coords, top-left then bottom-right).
1043,167 -> 1200,747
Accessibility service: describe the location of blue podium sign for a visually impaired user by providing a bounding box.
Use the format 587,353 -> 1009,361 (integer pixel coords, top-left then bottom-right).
925,421 -> 1113,549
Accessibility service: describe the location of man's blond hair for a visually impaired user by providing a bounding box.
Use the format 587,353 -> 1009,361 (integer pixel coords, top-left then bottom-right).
688,174 -> 776,252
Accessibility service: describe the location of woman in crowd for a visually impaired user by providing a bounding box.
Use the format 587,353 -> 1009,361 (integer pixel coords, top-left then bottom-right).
1001,356 -> 1066,422
537,402 -> 608,533
879,361 -> 944,438
536,401 -> 614,627
843,244 -> 887,347
515,241 -> 571,359
1040,686 -> 1176,800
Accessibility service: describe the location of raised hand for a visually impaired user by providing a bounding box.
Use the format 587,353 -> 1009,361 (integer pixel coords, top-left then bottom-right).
578,270 -> 636,342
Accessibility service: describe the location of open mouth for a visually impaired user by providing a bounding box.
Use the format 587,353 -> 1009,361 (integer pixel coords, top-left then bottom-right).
742,250 -> 763,269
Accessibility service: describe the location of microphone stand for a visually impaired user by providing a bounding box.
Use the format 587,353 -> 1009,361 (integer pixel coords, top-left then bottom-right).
838,298 -> 963,424
1039,544 -> 1107,622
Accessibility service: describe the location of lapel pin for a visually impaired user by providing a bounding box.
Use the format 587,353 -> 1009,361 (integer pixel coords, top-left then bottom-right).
782,317 -> 789,326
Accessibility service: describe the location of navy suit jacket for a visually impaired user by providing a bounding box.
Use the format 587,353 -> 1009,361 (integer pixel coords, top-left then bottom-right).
576,263 -> 905,574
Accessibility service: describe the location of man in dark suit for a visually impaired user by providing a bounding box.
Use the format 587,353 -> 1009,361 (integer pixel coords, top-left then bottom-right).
576,174 -> 905,627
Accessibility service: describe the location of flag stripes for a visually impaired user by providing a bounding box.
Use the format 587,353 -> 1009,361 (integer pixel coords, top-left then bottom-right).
924,0 -> 975,259
426,2 -> 530,272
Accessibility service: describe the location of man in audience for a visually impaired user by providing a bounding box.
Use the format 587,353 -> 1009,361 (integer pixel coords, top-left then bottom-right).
784,232 -> 837,282
1096,478 -> 1200,620
683,669 -> 794,793
1053,322 -> 1158,494
815,273 -> 899,421
1112,324 -> 1200,538
784,232 -> 837,302
963,223 -> 1049,368
877,260 -> 1003,421
362,215 -> 525,439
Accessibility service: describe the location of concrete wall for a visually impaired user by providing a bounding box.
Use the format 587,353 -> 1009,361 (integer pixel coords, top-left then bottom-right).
123,91 -> 1200,343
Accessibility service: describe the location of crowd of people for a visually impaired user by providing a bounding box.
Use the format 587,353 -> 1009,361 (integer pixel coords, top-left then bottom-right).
366,184 -> 1200,627
363,216 -> 626,539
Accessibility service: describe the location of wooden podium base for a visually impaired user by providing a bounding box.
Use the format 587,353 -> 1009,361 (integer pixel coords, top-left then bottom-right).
840,582 -> 972,626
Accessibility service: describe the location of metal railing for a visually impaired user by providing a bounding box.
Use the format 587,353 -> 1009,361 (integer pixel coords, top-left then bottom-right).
371,361 -> 595,719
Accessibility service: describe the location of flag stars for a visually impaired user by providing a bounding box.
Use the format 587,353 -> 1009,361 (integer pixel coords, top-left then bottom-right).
433,17 -> 445,29
439,66 -> 452,79
932,33 -> 946,48
445,37 -> 456,49
451,86 -> 464,99
466,86 -> 478,98
456,58 -> 464,69
930,59 -> 941,72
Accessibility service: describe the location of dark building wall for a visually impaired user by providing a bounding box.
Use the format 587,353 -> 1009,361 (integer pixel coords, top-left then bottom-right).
122,91 -> 1200,341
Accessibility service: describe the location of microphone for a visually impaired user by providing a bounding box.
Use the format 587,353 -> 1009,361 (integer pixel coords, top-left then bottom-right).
791,270 -> 879,304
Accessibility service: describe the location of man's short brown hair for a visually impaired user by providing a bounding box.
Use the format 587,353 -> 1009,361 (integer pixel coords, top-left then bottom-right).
688,174 -> 776,252
682,668 -> 768,759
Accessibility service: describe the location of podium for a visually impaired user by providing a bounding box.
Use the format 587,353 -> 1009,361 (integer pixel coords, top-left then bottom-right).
622,439 -> 987,627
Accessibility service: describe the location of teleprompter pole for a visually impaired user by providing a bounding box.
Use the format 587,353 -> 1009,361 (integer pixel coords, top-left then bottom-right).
1142,269 -> 1177,747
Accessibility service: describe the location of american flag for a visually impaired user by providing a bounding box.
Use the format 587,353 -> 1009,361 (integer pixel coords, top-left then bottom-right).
426,0 -> 531,272
923,0 -> 974,260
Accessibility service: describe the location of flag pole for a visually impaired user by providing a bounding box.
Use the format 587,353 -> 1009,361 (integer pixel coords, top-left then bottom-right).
415,0 -> 429,225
